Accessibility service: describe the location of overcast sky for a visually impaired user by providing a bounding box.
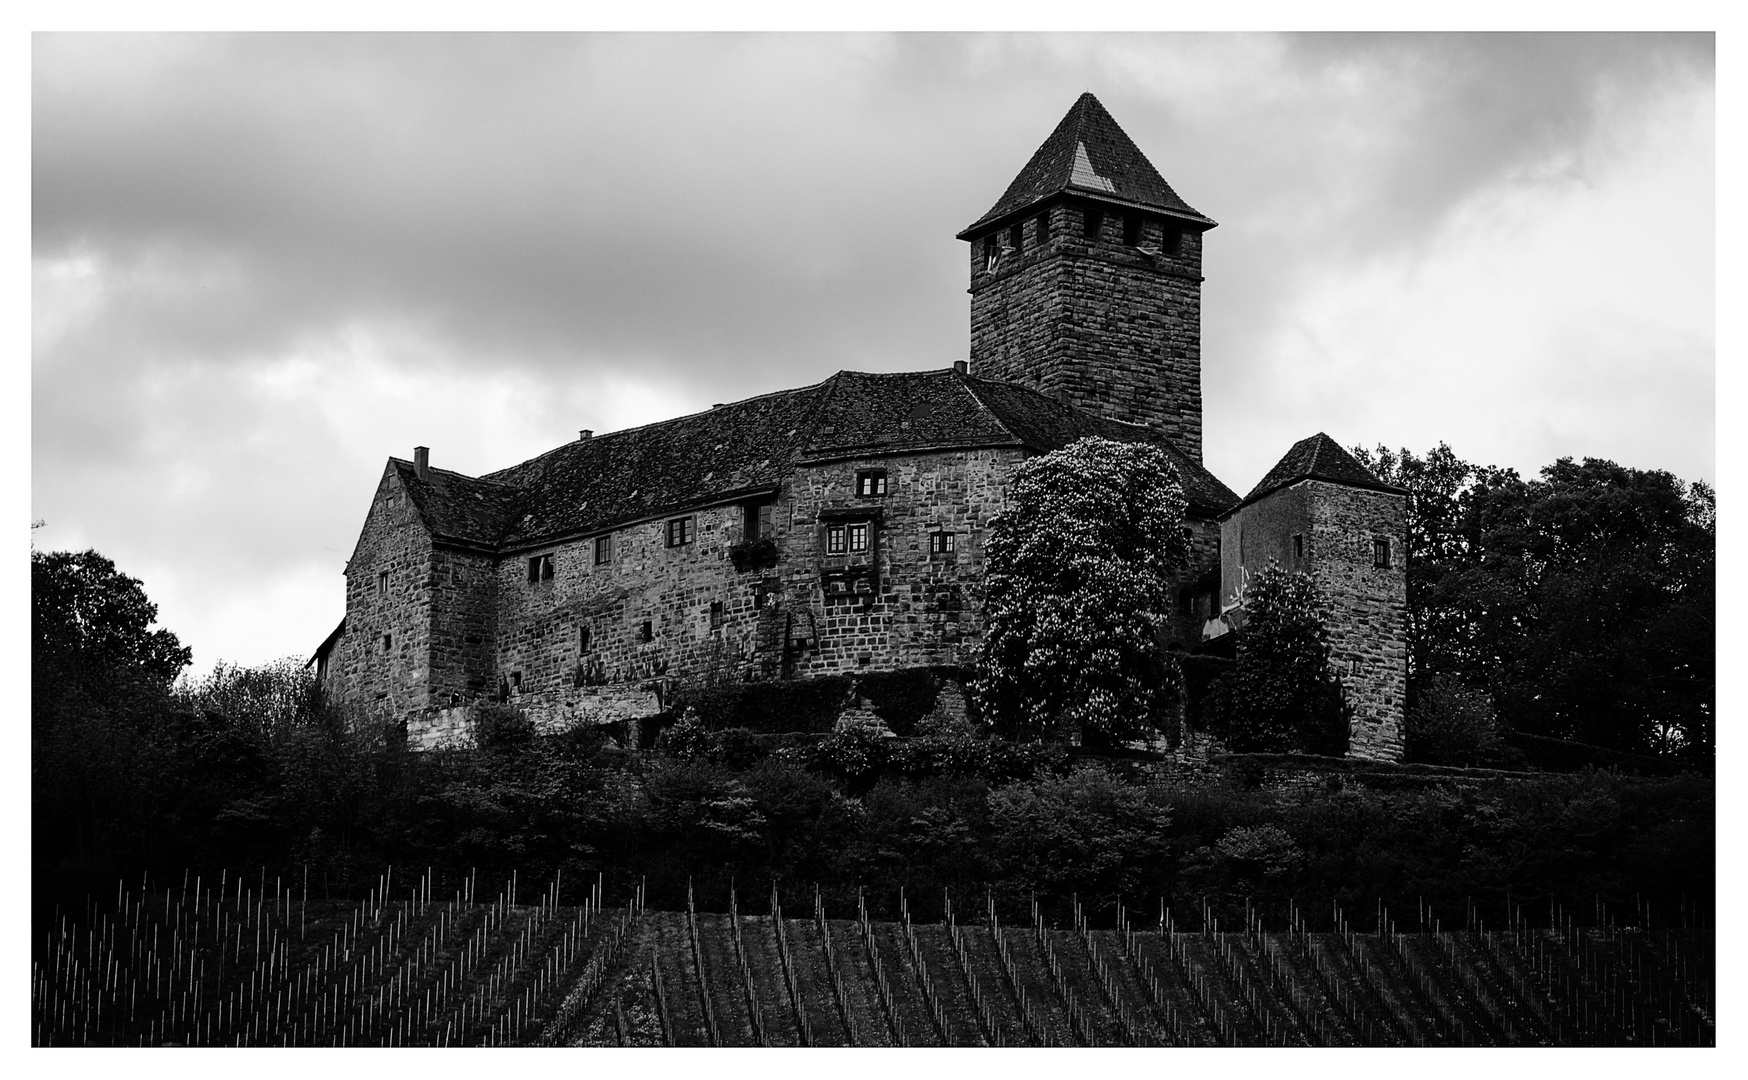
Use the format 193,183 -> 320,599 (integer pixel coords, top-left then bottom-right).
31,32 -> 1714,676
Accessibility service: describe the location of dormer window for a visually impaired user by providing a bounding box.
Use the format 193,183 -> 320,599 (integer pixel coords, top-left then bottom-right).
527,554 -> 554,583
856,470 -> 888,497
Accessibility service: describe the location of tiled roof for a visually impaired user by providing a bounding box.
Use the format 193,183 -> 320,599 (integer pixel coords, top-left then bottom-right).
1233,432 -> 1404,512
960,92 -> 1216,237
393,461 -> 521,547
395,368 -> 1239,551
961,377 -> 1238,515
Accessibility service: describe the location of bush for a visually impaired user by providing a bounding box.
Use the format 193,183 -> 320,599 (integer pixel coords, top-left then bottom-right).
471,702 -> 535,750
855,668 -> 946,736
1208,564 -> 1348,755
654,710 -> 713,760
1406,674 -> 1518,767
816,724 -> 889,781
987,765 -> 1174,898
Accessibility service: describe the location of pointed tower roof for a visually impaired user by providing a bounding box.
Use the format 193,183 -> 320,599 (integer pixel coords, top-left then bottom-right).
958,92 -> 1216,238
1232,433 -> 1405,512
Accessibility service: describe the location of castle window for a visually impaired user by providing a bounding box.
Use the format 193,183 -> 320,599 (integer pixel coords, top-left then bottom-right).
510,671 -> 522,692
848,523 -> 869,552
1373,537 -> 1392,569
1036,211 -> 1050,244
1123,215 -> 1143,246
666,516 -> 694,547
1082,207 -> 1102,240
856,470 -> 888,497
579,625 -> 592,654
983,234 -> 999,271
640,620 -> 654,643
1161,226 -> 1182,256
826,524 -> 847,554
1008,223 -> 1024,252
381,633 -> 392,653
1177,588 -> 1193,615
754,582 -> 772,610
527,554 -> 554,583
1292,534 -> 1304,560
710,601 -> 724,631
594,534 -> 612,565
743,500 -> 775,540
377,570 -> 389,596
929,530 -> 955,555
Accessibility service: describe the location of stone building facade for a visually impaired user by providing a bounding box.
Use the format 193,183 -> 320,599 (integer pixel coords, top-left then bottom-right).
312,92 -> 1409,759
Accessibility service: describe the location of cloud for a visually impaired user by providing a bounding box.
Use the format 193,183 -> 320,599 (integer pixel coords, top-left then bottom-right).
31,32 -> 1713,670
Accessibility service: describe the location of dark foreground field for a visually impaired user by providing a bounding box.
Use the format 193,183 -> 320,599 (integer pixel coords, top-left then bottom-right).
33,873 -> 1713,1047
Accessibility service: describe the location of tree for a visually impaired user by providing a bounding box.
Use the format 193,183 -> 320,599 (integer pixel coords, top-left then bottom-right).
1353,445 -> 1714,758
33,549 -> 191,682
1209,563 -> 1349,755
975,436 -> 1191,744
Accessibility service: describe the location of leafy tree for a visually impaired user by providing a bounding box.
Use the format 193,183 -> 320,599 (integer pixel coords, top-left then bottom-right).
33,549 -> 191,682
976,436 -> 1191,744
1209,563 -> 1348,755
1404,673 -> 1519,768
1354,445 -> 1713,758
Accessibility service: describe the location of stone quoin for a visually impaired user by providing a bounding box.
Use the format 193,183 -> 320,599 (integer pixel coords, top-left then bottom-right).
311,93 -> 1408,759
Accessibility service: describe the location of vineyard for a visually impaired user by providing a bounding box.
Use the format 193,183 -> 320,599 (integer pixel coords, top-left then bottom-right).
33,872 -> 1714,1047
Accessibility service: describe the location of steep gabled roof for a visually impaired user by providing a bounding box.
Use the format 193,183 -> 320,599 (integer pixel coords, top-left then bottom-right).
392,460 -> 521,548
484,381 -> 833,549
959,92 -> 1216,238
1232,432 -> 1405,512
391,367 -> 1240,552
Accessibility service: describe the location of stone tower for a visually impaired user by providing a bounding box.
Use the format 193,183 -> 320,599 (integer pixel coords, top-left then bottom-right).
958,93 -> 1217,462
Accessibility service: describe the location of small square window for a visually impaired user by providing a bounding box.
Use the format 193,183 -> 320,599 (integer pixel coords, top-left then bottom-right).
594,535 -> 612,565
848,523 -> 869,552
856,471 -> 888,497
640,620 -> 655,643
1292,534 -> 1304,560
666,517 -> 694,547
710,601 -> 724,631
527,554 -> 554,583
826,525 -> 847,554
929,531 -> 955,555
753,583 -> 772,610
1373,537 -> 1392,569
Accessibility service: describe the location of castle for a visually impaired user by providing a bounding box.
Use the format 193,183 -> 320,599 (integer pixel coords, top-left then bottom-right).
311,93 -> 1408,760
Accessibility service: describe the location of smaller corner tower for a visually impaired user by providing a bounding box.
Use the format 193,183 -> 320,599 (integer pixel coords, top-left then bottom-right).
958,93 -> 1216,461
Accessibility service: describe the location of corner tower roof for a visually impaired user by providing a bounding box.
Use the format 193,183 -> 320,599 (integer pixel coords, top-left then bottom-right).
1232,432 -> 1405,513
958,92 -> 1216,239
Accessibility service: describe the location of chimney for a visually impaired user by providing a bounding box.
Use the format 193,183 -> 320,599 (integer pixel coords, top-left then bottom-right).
578,429 -> 593,441
413,446 -> 429,479
952,360 -> 969,375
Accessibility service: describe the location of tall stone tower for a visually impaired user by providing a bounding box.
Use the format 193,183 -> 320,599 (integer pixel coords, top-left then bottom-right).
958,93 -> 1216,462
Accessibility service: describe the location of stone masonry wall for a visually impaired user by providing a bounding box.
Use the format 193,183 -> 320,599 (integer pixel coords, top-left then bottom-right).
1307,481 -> 1407,761
968,200 -> 1205,461
1221,480 -> 1407,761
334,466 -> 437,732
